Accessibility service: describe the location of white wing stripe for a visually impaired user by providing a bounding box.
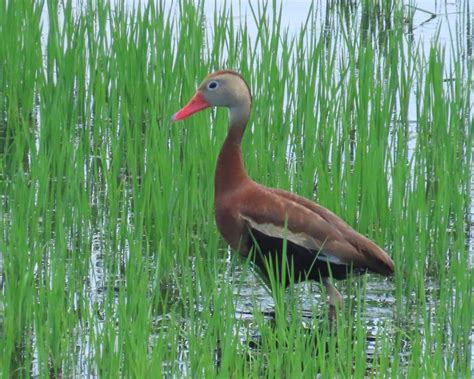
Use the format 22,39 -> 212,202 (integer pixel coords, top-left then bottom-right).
242,215 -> 347,266
316,253 -> 345,265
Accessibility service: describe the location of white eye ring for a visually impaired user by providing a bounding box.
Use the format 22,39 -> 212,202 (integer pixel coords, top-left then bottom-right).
207,80 -> 219,90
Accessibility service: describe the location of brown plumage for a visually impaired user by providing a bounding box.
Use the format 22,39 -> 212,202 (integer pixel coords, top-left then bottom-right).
172,70 -> 394,316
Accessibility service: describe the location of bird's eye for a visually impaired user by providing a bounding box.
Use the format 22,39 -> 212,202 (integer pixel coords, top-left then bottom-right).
207,80 -> 219,90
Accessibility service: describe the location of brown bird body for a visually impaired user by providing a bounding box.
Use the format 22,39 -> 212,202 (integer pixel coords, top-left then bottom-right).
173,70 -> 394,314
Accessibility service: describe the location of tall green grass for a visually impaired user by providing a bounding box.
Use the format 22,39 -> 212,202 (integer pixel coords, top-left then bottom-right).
0,0 -> 472,377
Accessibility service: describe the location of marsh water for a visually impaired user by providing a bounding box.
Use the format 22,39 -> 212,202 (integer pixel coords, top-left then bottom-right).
1,0 -> 473,377
104,0 -> 473,375
199,0 -> 474,374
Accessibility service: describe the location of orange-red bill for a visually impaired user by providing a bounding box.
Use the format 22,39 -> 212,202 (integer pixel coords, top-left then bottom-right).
171,91 -> 210,121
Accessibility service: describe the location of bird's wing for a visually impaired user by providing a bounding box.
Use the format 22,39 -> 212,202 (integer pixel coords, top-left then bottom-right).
239,185 -> 394,275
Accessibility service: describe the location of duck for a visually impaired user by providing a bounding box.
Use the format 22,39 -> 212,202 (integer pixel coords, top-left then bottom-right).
172,70 -> 394,317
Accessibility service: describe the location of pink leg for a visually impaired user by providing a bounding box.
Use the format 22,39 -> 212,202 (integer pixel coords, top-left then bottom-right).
323,278 -> 343,320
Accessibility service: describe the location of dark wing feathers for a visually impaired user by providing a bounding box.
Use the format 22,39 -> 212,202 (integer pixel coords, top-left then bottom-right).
247,226 -> 362,286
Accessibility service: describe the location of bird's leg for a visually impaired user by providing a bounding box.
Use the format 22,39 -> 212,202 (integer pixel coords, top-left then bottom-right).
323,278 -> 343,321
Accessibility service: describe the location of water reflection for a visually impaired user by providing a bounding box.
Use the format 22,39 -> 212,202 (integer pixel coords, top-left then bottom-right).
1,0 -> 472,377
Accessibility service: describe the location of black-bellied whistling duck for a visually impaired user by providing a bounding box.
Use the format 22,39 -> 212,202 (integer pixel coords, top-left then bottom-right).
172,70 -> 394,317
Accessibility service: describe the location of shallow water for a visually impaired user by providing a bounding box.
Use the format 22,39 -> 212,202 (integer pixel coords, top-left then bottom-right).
1,0 -> 473,377
198,1 -> 474,374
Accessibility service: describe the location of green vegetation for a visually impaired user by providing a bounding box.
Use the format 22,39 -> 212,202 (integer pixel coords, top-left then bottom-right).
0,0 -> 472,377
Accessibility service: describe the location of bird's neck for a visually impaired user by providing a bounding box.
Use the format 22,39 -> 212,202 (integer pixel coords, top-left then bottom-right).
215,104 -> 250,198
